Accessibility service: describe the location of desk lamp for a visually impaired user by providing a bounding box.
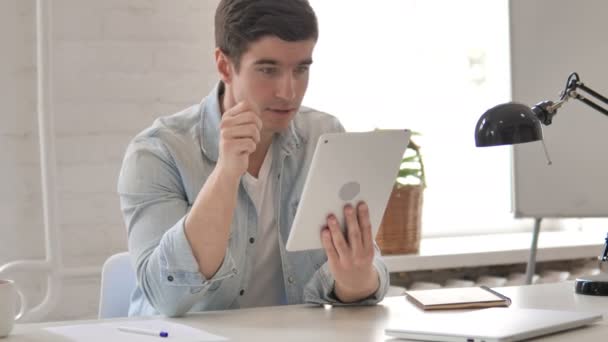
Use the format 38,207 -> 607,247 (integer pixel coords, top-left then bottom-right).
474,72 -> 608,296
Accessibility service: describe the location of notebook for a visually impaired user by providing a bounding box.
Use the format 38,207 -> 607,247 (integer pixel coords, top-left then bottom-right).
385,307 -> 602,342
405,286 -> 511,310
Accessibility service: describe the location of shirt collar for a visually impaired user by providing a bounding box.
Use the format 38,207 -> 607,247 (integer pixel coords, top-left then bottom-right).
199,82 -> 303,162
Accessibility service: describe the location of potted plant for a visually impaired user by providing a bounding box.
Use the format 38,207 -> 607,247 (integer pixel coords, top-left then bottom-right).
375,134 -> 426,255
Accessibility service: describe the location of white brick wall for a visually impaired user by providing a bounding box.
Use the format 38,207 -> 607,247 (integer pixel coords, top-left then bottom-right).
1,0 -> 219,321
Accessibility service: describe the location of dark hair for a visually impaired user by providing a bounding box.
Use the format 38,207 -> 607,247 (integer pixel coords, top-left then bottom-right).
215,0 -> 318,70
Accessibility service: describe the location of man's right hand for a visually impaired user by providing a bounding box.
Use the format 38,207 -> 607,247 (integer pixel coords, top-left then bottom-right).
217,101 -> 262,179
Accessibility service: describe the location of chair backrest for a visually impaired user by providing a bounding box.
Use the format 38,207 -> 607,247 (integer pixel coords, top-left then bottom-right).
98,252 -> 136,319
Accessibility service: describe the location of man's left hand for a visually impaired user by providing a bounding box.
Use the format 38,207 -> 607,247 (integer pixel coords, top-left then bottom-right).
320,202 -> 379,303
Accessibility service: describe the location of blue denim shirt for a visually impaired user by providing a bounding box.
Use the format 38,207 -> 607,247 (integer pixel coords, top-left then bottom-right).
118,83 -> 390,317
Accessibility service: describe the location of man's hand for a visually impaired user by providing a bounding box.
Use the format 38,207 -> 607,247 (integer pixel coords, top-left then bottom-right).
320,202 -> 380,303
217,101 -> 262,179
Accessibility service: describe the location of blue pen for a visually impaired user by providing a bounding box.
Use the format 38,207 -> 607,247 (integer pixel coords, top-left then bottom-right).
118,326 -> 169,338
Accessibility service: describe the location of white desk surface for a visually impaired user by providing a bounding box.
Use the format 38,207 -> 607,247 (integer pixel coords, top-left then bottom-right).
8,282 -> 608,341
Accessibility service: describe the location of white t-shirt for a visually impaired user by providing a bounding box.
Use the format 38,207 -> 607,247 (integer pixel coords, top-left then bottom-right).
239,147 -> 285,307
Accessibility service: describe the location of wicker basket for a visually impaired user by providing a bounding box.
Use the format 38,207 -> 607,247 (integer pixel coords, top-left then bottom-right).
375,184 -> 423,255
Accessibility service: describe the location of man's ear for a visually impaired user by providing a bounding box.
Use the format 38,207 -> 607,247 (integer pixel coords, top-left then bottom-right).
215,48 -> 233,85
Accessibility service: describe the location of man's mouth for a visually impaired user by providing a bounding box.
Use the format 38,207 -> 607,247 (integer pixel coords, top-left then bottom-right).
268,108 -> 295,115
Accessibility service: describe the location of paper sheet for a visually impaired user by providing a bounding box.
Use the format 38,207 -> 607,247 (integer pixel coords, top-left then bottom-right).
44,319 -> 228,342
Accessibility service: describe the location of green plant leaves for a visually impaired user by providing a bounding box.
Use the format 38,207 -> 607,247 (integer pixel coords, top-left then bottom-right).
397,135 -> 426,187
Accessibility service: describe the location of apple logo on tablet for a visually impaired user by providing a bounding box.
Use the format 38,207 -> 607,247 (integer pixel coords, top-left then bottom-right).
339,181 -> 360,201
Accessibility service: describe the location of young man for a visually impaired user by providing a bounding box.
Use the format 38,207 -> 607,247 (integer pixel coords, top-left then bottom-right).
118,0 -> 389,317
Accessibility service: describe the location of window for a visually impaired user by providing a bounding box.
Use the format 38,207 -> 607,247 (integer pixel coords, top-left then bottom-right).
304,0 -> 536,237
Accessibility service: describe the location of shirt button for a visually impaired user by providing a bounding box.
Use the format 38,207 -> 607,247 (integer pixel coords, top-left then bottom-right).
249,237 -> 255,244
288,276 -> 294,284
240,289 -> 245,296
167,275 -> 174,282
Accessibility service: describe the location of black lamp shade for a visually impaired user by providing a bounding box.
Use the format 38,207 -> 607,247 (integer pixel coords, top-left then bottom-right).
475,102 -> 543,147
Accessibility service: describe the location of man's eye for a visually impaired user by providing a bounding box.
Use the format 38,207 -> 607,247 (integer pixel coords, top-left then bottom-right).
295,66 -> 310,74
259,67 -> 278,75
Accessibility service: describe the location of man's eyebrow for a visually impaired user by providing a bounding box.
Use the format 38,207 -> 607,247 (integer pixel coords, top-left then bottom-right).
253,58 -> 313,66
298,58 -> 313,66
253,59 -> 279,65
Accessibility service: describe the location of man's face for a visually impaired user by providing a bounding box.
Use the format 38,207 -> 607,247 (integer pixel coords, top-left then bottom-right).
227,36 -> 316,134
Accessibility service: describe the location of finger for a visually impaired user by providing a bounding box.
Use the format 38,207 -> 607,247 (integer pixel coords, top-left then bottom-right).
223,124 -> 261,143
223,101 -> 251,118
224,111 -> 262,130
344,204 -> 363,255
320,228 -> 339,266
358,202 -> 374,252
327,214 -> 349,259
233,138 -> 257,154
242,110 -> 263,130
222,137 -> 256,155
224,101 -> 263,120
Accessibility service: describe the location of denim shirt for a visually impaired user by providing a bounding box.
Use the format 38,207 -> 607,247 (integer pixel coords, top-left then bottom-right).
118,83 -> 390,317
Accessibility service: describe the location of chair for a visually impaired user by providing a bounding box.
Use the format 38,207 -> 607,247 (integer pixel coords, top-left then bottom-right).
98,252 -> 136,318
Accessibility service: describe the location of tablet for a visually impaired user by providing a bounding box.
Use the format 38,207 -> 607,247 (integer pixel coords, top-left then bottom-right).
285,129 -> 410,251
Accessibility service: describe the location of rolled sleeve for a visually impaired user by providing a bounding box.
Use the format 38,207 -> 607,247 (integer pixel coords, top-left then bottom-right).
159,216 -> 237,287
118,138 -> 236,316
303,244 -> 390,306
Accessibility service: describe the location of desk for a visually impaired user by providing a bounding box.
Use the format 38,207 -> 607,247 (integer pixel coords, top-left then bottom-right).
9,282 -> 608,341
383,231 -> 604,272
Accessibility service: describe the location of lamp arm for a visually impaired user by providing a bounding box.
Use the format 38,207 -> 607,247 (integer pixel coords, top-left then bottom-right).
560,72 -> 608,116
567,82 -> 608,116
576,82 -> 608,105
532,74 -> 608,125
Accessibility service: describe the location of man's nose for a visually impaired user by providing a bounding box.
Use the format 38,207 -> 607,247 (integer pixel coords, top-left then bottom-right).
275,74 -> 296,101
